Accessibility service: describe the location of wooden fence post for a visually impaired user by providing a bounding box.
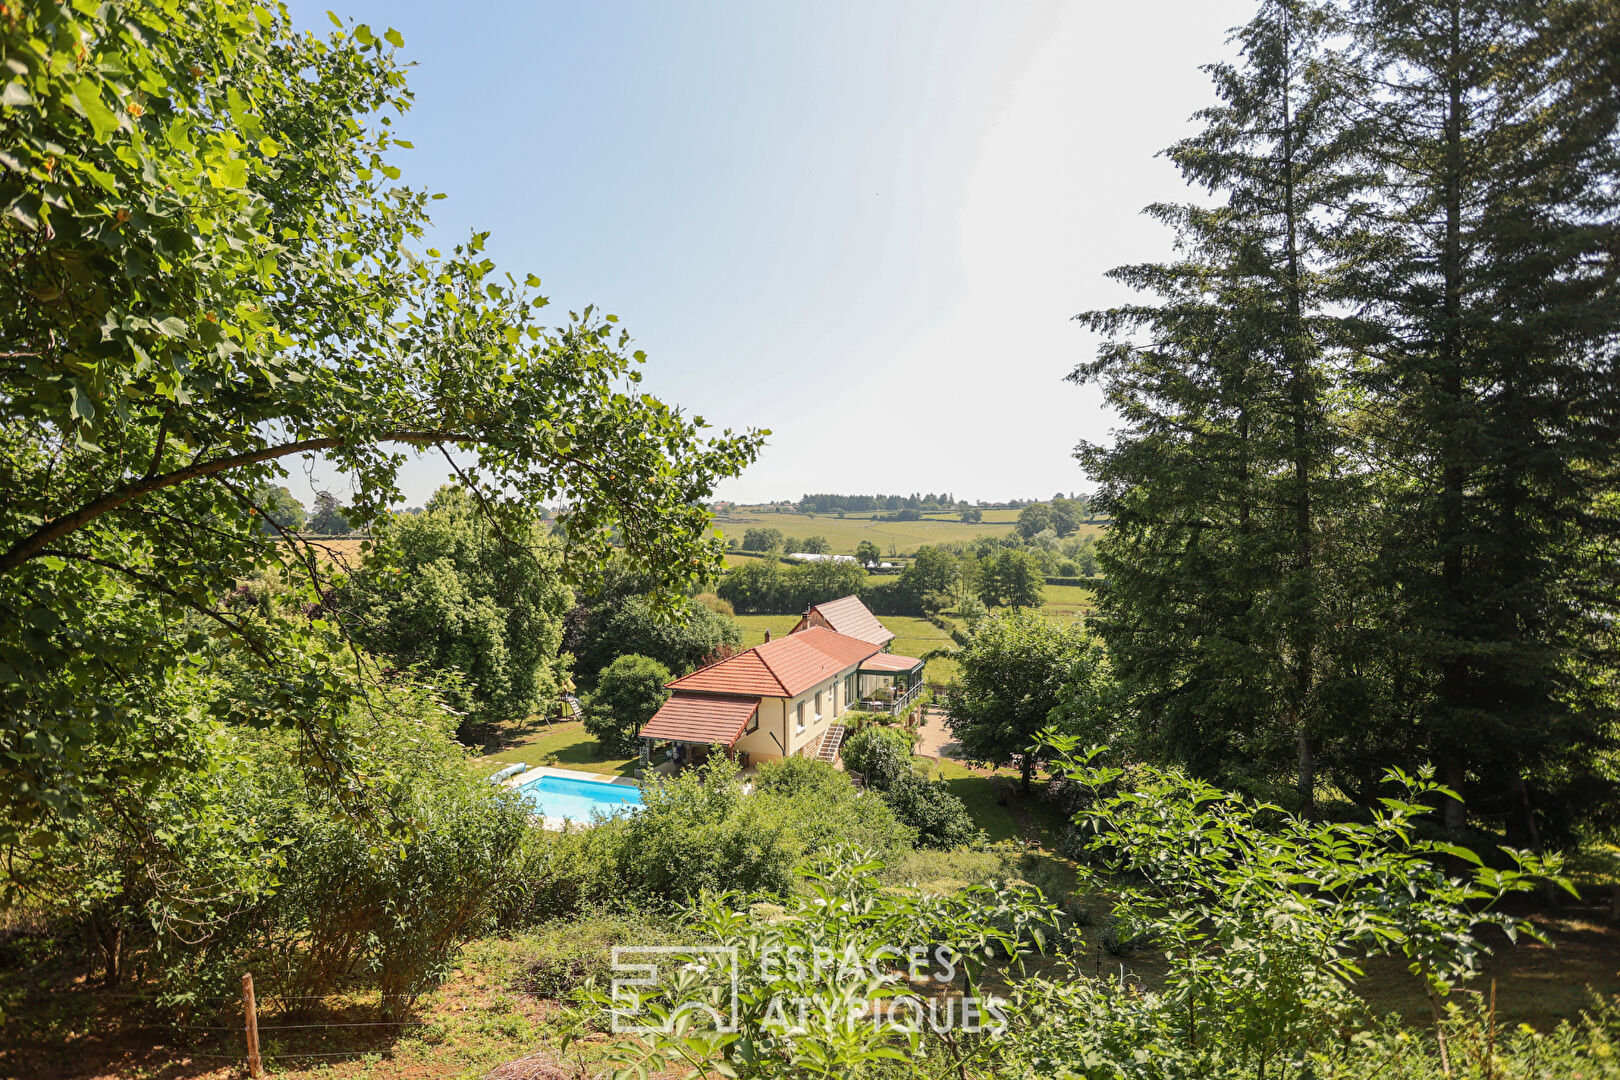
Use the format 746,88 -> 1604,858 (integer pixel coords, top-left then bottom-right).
242,972 -> 264,1079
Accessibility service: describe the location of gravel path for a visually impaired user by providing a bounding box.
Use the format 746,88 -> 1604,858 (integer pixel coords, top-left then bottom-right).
915,706 -> 956,759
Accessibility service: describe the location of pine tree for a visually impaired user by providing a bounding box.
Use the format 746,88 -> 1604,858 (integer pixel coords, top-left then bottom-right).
1341,0 -> 1620,837
1076,0 -> 1360,807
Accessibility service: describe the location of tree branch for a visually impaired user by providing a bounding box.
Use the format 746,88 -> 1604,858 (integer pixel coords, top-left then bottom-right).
0,430 -> 469,575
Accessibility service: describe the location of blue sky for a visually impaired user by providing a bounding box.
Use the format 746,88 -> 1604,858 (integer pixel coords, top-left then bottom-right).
285,0 -> 1253,507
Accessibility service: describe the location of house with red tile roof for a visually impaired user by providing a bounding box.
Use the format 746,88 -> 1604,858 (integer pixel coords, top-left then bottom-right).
637,596 -> 923,770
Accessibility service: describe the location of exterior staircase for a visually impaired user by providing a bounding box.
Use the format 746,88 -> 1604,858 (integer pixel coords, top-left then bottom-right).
815,723 -> 847,764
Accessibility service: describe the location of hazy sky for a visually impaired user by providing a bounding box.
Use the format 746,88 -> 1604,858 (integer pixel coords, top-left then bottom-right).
284,0 -> 1254,507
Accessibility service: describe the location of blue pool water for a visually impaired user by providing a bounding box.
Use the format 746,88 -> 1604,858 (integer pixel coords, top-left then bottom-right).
518,774 -> 643,820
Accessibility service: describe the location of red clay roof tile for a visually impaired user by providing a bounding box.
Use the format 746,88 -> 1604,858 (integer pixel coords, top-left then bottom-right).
639,693 -> 760,746
666,626 -> 884,698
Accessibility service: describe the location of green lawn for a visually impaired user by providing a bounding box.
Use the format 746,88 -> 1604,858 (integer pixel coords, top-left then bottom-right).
475,720 -> 638,777
931,758 -> 1023,843
733,613 -> 804,648
1041,581 -> 1097,621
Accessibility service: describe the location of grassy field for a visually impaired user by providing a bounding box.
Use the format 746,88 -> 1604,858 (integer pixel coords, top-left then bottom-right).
712,509 -> 1016,557
476,720 -> 638,777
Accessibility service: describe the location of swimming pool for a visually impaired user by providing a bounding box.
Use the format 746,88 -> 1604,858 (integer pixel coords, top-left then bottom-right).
517,773 -> 643,820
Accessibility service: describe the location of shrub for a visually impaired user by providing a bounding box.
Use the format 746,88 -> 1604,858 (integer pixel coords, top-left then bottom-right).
752,758 -> 916,860
694,591 -> 735,618
583,654 -> 671,756
882,773 -> 980,849
517,910 -> 680,999
839,725 -> 915,791
551,759 -> 800,904
536,758 -> 916,909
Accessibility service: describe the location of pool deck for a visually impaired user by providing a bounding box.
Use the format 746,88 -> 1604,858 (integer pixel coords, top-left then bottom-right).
502,764 -> 641,831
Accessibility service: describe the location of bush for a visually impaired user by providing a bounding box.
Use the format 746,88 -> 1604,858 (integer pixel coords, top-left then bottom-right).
535,758 -> 916,909
752,758 -> 916,859
78,673 -> 534,1014
840,708 -> 899,737
840,725 -> 915,791
882,773 -> 980,849
246,773 -> 532,1015
583,654 -> 672,756
551,759 -> 802,903
517,910 -> 680,999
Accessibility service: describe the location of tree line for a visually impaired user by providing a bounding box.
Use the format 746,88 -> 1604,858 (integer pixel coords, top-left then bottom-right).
1078,0 -> 1620,843
796,493 -> 961,513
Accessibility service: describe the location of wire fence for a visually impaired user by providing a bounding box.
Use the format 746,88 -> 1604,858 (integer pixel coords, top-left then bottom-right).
11,978 -> 584,1070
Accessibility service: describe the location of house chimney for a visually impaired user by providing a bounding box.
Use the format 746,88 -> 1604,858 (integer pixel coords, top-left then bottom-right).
763,629 -> 773,643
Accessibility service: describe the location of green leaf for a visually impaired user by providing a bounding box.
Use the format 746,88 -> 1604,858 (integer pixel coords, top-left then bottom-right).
384,28 -> 404,47
209,158 -> 248,189
154,316 -> 188,337
69,385 -> 95,422
258,137 -> 281,158
71,79 -> 120,141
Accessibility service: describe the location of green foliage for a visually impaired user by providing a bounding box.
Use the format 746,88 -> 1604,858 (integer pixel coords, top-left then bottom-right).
855,540 -> 882,565
306,491 -> 353,536
583,654 -> 672,757
567,593 -> 740,685
1030,735 -> 1570,1076
741,527 -> 784,552
883,773 -> 980,849
974,549 -> 1045,609
251,758 -> 530,1017
0,0 -> 761,857
33,662 -> 531,1005
517,909 -> 681,1000
337,486 -> 573,740
256,485 -> 306,533
545,759 -> 914,910
897,545 -> 961,612
1015,503 -> 1051,540
569,848 -> 1058,1080
945,610 -> 1092,791
1074,0 -> 1620,831
801,535 -> 830,554
841,725 -> 916,791
717,557 -> 869,614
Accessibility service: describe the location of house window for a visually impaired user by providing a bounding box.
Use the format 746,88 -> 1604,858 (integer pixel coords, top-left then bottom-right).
814,690 -> 823,722
745,711 -> 758,734
796,702 -> 805,735
845,673 -> 856,706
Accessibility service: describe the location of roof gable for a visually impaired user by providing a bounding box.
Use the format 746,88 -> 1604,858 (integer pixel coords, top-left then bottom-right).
801,594 -> 895,646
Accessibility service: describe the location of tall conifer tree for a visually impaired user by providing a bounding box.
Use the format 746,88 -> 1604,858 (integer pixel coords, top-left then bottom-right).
1342,0 -> 1620,836
1076,0 -> 1359,808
